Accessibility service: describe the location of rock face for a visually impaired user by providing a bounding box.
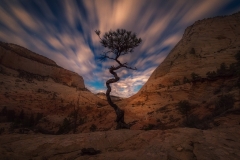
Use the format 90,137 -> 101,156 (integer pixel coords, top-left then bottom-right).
0,42 -> 108,133
0,42 -> 85,89
0,113 -> 239,160
143,12 -> 240,89
117,12 -> 240,129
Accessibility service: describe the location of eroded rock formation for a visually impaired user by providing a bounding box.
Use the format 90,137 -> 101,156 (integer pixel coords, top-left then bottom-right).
118,11 -> 240,129
0,41 -> 108,134
0,42 -> 85,89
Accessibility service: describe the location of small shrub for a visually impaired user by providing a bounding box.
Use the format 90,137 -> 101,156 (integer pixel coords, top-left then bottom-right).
183,76 -> 190,84
90,124 -> 97,132
186,114 -> 211,130
190,48 -> 195,54
158,84 -> 165,89
0,127 -> 5,134
162,115 -> 168,119
173,80 -> 181,86
235,51 -> 240,62
206,71 -> 217,79
191,72 -> 201,81
177,100 -> 191,122
215,94 -> 235,115
147,111 -> 154,115
217,63 -> 227,76
143,124 -> 155,130
57,118 -> 71,134
237,77 -> 240,89
0,106 -> 7,116
213,87 -> 221,95
97,102 -> 104,107
35,113 -> 43,123
156,105 -> 168,113
7,110 -> 16,122
86,106 -> 92,111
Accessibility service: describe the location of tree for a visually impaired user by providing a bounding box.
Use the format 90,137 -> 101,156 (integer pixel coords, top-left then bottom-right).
95,29 -> 142,129
177,100 -> 191,123
191,72 -> 201,81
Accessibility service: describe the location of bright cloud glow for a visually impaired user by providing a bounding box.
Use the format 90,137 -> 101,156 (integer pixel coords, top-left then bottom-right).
0,0 -> 240,97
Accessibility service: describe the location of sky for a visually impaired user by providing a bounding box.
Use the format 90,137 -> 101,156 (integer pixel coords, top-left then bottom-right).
0,0 -> 240,98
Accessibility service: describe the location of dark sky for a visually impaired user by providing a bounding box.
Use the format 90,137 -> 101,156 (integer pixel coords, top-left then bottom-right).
0,0 -> 240,97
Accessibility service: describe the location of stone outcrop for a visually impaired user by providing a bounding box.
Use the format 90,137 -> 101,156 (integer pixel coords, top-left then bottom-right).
0,113 -> 239,160
0,41 -> 108,133
118,11 -> 240,129
142,11 -> 240,91
0,41 -> 85,89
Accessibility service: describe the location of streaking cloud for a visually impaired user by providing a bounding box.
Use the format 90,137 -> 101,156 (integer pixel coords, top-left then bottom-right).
0,0 -> 240,97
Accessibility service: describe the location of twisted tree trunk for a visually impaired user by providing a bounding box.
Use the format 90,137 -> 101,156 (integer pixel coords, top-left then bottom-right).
106,66 -> 129,129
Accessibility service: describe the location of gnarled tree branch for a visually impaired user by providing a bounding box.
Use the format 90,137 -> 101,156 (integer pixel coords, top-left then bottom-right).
95,29 -> 141,129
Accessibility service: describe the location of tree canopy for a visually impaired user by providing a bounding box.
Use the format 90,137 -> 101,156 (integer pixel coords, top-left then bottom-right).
95,29 -> 142,63
95,29 -> 142,129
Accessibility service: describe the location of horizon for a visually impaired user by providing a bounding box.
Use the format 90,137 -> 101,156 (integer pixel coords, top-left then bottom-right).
0,0 -> 240,97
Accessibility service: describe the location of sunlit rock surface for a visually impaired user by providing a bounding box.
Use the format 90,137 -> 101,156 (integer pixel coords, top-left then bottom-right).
118,11 -> 240,129
0,42 -> 85,89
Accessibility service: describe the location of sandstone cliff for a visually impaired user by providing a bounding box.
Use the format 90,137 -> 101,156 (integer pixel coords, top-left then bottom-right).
117,11 -> 240,129
144,11 -> 240,89
0,42 -> 108,133
0,41 -> 85,89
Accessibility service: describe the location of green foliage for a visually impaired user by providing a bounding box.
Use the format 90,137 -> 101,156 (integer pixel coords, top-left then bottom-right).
95,29 -> 142,56
79,117 -> 85,125
183,76 -> 190,84
215,94 -> 235,115
89,124 -> 97,132
186,114 -> 213,130
97,102 -> 105,107
0,106 -> 7,116
177,100 -> 191,117
142,124 -> 156,130
57,118 -> 71,134
35,113 -> 43,123
190,48 -> 195,54
206,57 -> 240,80
173,79 -> 180,86
217,63 -> 228,76
237,77 -> 240,88
235,51 -> 240,62
213,87 -> 221,95
7,110 -> 16,122
158,84 -> 165,89
86,106 -> 92,111
235,52 -> 240,75
216,63 -> 238,77
0,107 -> 43,132
0,127 -> 5,134
206,71 -> 217,79
191,72 -> 201,81
156,105 -> 168,113
9,122 -> 18,132
19,109 -> 25,120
